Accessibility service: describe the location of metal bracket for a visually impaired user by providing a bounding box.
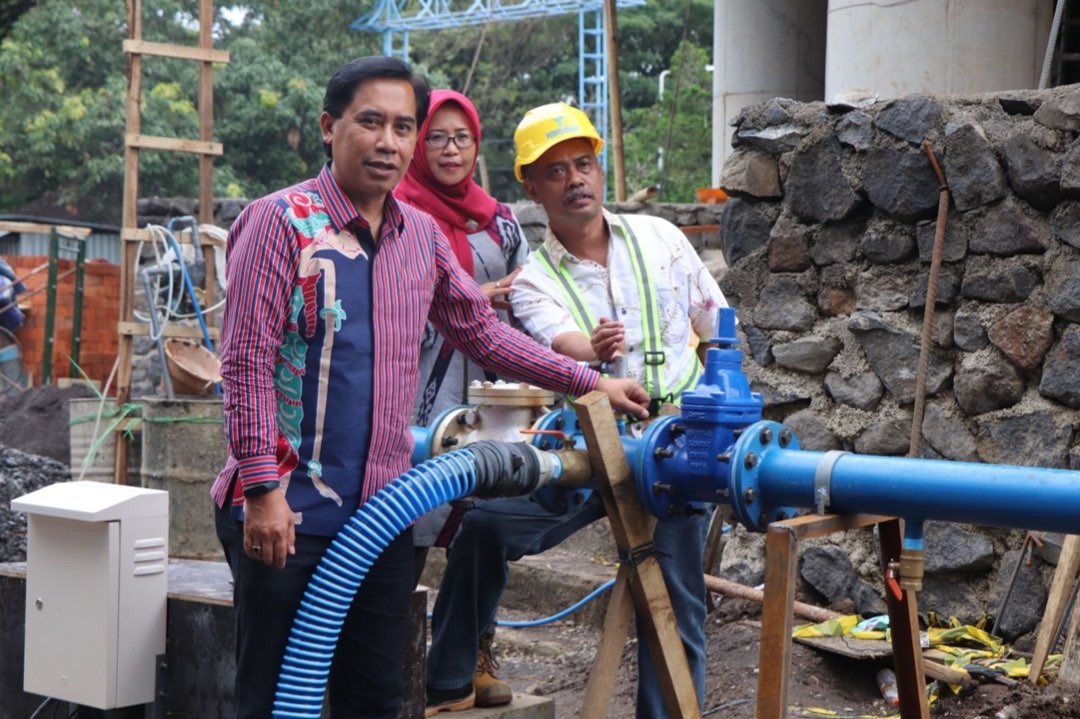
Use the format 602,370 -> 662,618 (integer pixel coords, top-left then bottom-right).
813,450 -> 848,515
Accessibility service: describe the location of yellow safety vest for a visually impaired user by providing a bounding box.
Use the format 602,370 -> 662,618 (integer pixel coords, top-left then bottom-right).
534,216 -> 701,401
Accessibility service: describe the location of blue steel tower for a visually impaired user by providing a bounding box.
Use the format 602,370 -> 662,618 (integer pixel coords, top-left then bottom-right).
350,0 -> 646,183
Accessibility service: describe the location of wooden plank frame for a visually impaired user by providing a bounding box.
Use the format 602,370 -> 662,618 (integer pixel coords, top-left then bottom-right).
1029,535 -> 1080,683
116,0 -> 226,483
757,514 -> 929,719
574,391 -> 702,719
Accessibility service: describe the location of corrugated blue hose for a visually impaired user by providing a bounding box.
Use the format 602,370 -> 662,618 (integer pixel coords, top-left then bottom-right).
271,450 -> 478,718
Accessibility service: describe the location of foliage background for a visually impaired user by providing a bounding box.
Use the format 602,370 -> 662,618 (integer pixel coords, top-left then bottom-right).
0,0 -> 713,225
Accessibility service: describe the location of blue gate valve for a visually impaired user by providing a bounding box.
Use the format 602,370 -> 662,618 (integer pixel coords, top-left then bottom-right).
633,308 -> 768,521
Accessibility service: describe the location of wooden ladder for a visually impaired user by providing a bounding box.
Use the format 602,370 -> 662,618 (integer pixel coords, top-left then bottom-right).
115,0 -> 229,483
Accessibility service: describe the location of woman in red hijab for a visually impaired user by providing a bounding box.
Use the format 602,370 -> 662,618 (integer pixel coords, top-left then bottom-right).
395,89 -> 528,426
394,89 -> 525,711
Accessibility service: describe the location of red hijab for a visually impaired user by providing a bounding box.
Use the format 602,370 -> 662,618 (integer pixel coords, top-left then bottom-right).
394,90 -> 498,276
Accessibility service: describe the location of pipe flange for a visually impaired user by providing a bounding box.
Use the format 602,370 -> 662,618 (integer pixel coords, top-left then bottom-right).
728,420 -> 798,531
428,405 -> 469,457
467,380 -> 555,407
633,414 -> 683,519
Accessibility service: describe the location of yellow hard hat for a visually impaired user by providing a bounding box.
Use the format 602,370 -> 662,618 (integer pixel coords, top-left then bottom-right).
513,102 -> 604,182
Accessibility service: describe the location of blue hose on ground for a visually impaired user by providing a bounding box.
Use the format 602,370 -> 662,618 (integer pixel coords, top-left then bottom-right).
272,452 -> 476,718
496,578 -> 616,628
492,522 -> 733,628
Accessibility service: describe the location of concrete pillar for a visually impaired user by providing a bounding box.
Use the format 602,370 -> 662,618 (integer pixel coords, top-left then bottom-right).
712,0 -> 828,186
825,0 -> 1055,101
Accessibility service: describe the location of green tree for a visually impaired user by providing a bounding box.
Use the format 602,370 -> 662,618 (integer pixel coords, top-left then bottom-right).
0,0 -> 212,220
0,1 -> 717,222
616,0 -> 713,109
402,1 -> 714,201
0,0 -> 34,41
213,37 -> 325,199
622,39 -> 712,203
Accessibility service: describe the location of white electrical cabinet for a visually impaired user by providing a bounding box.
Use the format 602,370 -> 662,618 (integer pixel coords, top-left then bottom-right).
13,481 -> 168,709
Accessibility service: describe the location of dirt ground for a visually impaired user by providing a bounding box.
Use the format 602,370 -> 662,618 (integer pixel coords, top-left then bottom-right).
483,596 -> 1080,719
0,383 -> 94,462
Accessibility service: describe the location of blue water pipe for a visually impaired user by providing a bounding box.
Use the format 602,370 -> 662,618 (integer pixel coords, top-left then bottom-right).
492,522 -> 734,629
628,308 -> 1080,590
494,578 -> 615,629
723,422 -> 1080,535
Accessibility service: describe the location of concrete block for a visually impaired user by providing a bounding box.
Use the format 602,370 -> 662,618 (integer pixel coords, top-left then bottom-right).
443,694 -> 555,719
139,398 -> 226,559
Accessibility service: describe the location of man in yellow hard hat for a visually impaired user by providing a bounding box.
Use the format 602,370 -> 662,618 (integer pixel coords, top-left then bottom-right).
425,102 -> 728,717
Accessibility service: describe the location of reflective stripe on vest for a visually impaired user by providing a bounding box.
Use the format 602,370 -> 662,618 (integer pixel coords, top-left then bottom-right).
535,246 -> 597,335
537,216 -> 702,400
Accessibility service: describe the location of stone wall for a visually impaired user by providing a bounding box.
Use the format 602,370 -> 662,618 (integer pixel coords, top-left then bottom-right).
715,85 -> 1080,640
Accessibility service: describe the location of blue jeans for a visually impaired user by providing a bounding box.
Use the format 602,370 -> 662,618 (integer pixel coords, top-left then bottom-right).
426,492 -> 709,718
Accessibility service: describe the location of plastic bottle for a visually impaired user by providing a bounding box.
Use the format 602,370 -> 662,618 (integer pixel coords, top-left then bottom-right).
876,668 -> 899,706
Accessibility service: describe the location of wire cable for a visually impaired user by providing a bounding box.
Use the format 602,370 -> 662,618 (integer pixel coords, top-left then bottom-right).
27,696 -> 56,719
131,223 -> 227,336
657,0 -> 697,199
162,220 -> 214,352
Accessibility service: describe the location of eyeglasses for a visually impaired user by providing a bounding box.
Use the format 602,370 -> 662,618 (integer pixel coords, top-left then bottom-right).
425,132 -> 476,149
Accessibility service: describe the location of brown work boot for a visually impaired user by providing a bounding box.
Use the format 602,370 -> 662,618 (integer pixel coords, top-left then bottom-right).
473,633 -> 513,707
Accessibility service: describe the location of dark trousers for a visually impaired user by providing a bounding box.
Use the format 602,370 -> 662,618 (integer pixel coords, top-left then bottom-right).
426,492 -> 709,719
216,502 -> 415,718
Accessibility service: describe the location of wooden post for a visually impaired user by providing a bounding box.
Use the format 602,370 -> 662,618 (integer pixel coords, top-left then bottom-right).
116,1 -> 227,482
197,0 -> 219,316
755,514 -> 904,719
757,522 -> 799,719
1030,535 -> 1080,682
877,519 -> 929,719
574,391 -> 701,719
1055,573 -> 1080,687
579,564 -> 636,717
701,506 -> 729,612
115,0 -> 144,484
603,0 -> 626,201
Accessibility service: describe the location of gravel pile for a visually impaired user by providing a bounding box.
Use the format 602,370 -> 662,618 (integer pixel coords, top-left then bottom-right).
0,385 -> 102,562
0,446 -> 70,562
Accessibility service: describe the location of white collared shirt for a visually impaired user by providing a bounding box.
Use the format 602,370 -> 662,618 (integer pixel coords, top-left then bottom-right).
510,210 -> 729,393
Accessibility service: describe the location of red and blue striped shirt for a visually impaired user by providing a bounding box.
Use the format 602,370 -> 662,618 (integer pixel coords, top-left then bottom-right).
210,163 -> 599,535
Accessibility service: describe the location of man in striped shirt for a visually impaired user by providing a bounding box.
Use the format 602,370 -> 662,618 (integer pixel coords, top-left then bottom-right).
211,58 -> 649,719
426,103 -> 727,717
